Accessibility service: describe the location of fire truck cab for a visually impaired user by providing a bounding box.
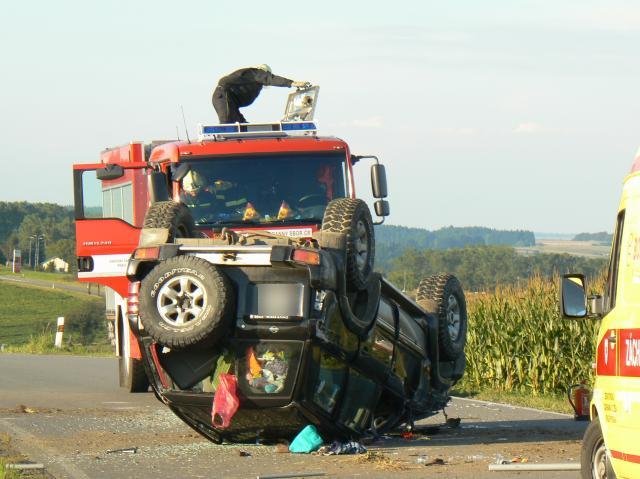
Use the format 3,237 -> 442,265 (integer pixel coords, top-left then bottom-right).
561,147 -> 640,479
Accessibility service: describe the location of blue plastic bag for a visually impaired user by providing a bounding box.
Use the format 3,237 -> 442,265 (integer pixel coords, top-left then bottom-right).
289,425 -> 324,453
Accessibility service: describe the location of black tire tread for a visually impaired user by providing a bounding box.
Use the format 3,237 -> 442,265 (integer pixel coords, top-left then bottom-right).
580,419 -> 615,479
119,357 -> 149,392
322,198 -> 375,291
142,201 -> 195,240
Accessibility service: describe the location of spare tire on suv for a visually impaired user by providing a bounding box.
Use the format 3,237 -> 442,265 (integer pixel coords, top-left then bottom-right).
139,255 -> 235,350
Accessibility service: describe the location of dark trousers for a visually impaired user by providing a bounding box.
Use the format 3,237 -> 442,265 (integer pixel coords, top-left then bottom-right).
212,86 -> 247,123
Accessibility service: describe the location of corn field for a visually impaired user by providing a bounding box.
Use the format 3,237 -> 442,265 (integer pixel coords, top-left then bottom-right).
460,274 -> 603,395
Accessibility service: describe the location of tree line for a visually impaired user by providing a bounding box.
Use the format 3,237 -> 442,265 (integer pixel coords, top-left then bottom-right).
375,224 -> 535,272
383,244 -> 607,292
0,202 -> 75,270
572,231 -> 612,243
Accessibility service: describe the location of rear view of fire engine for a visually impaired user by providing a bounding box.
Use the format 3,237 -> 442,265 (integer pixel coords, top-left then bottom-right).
73,87 -> 468,442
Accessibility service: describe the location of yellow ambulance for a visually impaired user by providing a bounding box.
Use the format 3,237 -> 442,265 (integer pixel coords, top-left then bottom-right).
561,148 -> 640,479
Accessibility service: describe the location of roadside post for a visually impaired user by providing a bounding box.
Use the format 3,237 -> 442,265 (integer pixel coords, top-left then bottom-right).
54,317 -> 65,348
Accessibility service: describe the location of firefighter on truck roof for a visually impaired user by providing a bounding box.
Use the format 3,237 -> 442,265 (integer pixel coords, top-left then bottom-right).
212,64 -> 310,123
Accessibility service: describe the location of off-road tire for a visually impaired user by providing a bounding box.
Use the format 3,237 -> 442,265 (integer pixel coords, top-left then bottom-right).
321,198 -> 375,291
142,201 -> 195,240
118,356 -> 149,392
139,255 -> 234,350
581,419 -> 616,479
416,274 -> 467,360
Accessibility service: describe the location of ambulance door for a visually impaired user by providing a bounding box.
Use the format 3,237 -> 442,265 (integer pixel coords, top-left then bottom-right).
605,176 -> 640,477
73,162 -> 150,298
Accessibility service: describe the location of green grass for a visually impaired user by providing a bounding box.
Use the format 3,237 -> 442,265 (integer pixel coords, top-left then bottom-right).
452,387 -> 573,415
0,264 -> 76,282
3,332 -> 113,356
0,434 -> 23,479
0,282 -> 106,346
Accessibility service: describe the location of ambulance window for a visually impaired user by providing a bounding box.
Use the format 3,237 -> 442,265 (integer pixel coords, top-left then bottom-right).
606,209 -> 625,309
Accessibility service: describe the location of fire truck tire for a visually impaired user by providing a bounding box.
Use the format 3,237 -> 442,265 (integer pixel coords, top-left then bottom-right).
581,419 -> 616,479
416,274 -> 467,361
142,201 -> 195,240
321,198 -> 375,291
118,357 -> 149,392
139,256 -> 234,350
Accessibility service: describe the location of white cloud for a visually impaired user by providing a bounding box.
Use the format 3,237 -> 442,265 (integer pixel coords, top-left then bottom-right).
514,122 -> 545,134
435,127 -> 477,136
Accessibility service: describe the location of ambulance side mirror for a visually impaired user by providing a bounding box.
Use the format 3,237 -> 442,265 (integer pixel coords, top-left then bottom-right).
560,274 -> 587,318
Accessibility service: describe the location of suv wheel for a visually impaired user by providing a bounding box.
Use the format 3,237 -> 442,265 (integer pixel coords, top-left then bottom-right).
142,201 -> 195,241
416,274 -> 467,360
139,256 -> 234,350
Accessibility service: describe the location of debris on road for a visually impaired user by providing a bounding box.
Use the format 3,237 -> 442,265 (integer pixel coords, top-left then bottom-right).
105,447 -> 138,454
289,425 -> 323,454
317,440 -> 366,455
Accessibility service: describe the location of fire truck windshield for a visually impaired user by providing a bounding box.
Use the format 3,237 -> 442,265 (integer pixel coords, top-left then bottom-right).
178,152 -> 347,227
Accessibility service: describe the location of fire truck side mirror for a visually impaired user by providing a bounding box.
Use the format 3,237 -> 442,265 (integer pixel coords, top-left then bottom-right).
374,199 -> 390,217
371,164 -> 387,199
148,171 -> 170,203
96,164 -> 124,181
172,163 -> 190,182
560,274 -> 587,318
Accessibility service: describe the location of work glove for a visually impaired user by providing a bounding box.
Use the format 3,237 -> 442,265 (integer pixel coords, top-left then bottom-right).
292,81 -> 311,89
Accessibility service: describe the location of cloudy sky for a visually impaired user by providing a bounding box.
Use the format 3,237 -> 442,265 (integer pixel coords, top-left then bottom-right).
2,0 -> 639,234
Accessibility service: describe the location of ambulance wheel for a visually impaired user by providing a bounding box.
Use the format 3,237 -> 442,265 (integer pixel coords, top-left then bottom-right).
142,201 -> 195,240
139,255 -> 234,350
416,274 -> 467,361
581,419 -> 616,479
322,198 -> 375,291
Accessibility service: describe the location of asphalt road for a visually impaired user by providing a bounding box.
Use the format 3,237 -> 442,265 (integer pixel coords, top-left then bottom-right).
0,274 -> 104,297
0,354 -> 588,479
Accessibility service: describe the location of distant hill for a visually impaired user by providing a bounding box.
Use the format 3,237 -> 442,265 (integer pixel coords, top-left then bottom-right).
572,231 -> 612,243
375,225 -> 535,272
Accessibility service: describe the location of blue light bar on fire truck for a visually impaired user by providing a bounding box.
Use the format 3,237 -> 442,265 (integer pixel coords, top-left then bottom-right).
197,121 -> 317,141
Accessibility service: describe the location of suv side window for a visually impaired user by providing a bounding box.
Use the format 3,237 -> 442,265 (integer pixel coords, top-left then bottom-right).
606,209 -> 625,310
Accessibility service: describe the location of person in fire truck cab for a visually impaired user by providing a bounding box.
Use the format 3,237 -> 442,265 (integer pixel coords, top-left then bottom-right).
180,170 -> 219,221
212,64 -> 310,123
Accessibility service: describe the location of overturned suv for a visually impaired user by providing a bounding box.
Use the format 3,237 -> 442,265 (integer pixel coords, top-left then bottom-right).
127,190 -> 467,443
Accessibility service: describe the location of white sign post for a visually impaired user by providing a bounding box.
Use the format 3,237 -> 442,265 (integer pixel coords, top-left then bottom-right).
54,317 -> 65,348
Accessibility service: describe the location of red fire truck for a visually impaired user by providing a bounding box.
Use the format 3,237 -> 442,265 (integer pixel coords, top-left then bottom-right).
73,88 -> 467,441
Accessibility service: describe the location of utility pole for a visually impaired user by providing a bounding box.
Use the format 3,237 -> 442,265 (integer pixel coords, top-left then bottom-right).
35,235 -> 40,270
33,234 -> 45,270
29,235 -> 36,268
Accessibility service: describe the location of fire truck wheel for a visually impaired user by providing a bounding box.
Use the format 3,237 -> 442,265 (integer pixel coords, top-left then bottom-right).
142,201 -> 195,240
581,419 -> 615,479
416,274 -> 467,361
118,357 -> 149,393
139,255 -> 234,350
321,198 -> 375,291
